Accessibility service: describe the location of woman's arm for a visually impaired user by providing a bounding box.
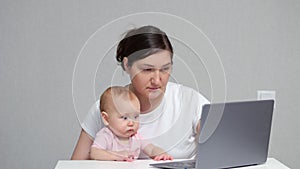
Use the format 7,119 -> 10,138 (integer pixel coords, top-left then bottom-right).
196,120 -> 201,134
71,129 -> 94,160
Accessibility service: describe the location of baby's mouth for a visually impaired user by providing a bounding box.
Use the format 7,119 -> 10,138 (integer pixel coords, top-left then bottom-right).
128,129 -> 136,136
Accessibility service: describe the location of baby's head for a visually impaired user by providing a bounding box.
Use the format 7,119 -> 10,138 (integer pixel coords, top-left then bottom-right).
100,86 -> 140,138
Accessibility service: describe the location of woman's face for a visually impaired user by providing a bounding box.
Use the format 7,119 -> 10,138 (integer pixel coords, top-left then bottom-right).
125,50 -> 172,100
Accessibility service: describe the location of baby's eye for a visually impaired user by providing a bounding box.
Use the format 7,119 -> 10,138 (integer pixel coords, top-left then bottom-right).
134,115 -> 139,119
120,116 -> 128,120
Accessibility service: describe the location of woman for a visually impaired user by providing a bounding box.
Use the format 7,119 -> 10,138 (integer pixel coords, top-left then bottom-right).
71,25 -> 209,160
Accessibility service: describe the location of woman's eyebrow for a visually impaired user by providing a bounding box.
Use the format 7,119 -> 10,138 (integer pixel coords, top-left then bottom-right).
141,64 -> 155,67
161,63 -> 172,67
141,63 -> 172,68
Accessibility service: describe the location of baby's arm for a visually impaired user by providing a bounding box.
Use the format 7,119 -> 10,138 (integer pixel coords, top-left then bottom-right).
142,144 -> 173,161
90,147 -> 134,162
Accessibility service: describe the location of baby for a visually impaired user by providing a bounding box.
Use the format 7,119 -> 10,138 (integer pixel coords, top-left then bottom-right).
90,86 -> 173,161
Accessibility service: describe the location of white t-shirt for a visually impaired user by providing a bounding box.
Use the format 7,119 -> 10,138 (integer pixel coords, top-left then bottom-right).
81,82 -> 209,159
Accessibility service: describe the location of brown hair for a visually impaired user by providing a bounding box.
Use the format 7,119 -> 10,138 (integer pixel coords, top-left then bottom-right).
116,25 -> 173,70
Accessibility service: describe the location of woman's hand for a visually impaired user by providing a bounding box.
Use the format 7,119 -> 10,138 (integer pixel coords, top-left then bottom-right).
153,153 -> 173,161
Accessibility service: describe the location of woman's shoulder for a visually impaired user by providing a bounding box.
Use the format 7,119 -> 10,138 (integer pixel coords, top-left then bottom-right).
167,82 -> 200,94
87,100 -> 100,114
166,82 -> 209,103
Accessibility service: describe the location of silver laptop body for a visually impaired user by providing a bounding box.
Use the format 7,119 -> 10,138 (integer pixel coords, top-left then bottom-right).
150,100 -> 274,169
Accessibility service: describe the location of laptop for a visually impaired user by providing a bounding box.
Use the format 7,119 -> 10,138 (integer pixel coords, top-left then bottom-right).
150,100 -> 274,169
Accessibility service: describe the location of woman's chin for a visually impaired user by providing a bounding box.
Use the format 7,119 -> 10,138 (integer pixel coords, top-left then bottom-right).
148,90 -> 163,99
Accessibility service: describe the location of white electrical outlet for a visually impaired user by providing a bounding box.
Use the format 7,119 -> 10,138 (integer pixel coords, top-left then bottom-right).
257,90 -> 276,108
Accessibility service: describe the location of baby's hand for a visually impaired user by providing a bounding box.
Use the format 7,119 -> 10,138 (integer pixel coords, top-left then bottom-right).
115,151 -> 136,162
126,155 -> 135,162
153,153 -> 173,161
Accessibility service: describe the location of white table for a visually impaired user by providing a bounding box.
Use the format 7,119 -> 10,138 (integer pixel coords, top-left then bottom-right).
55,158 -> 290,169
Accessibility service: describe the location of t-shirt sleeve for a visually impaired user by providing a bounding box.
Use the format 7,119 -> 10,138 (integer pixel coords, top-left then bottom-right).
192,91 -> 210,133
91,129 -> 110,150
135,133 -> 150,150
81,100 -> 103,139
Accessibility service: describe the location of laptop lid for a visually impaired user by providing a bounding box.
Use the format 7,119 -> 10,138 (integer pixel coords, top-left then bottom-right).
196,100 -> 274,169
150,100 -> 274,169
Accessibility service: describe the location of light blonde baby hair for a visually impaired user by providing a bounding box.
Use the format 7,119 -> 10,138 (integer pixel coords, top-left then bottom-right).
99,86 -> 139,113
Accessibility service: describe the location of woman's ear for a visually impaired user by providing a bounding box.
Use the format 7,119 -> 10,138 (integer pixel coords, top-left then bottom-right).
123,57 -> 130,73
101,111 -> 109,126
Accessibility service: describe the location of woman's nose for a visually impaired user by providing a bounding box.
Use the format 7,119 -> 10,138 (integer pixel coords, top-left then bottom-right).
150,70 -> 161,84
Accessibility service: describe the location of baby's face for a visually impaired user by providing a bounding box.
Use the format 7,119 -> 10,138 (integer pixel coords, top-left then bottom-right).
107,97 -> 140,139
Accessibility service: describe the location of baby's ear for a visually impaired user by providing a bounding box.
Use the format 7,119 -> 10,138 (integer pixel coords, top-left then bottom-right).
101,111 -> 109,126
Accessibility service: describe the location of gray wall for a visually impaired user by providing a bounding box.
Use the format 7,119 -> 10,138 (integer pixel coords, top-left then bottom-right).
0,1 -> 299,169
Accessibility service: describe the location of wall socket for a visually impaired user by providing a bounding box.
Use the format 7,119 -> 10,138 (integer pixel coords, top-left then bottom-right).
257,90 -> 276,108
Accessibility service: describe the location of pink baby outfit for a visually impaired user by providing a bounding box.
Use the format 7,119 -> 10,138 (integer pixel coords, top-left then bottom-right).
92,127 -> 148,159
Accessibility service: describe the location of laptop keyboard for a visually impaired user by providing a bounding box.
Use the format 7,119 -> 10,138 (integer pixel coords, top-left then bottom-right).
165,161 -> 195,168
150,159 -> 196,169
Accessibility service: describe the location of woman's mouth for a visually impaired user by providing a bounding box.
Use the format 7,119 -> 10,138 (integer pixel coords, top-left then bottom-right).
147,87 -> 160,91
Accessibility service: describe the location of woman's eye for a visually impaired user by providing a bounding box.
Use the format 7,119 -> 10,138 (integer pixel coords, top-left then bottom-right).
161,67 -> 170,72
143,68 -> 153,72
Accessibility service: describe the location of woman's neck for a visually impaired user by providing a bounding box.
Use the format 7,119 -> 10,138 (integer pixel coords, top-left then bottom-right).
127,84 -> 163,114
138,94 -> 163,114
